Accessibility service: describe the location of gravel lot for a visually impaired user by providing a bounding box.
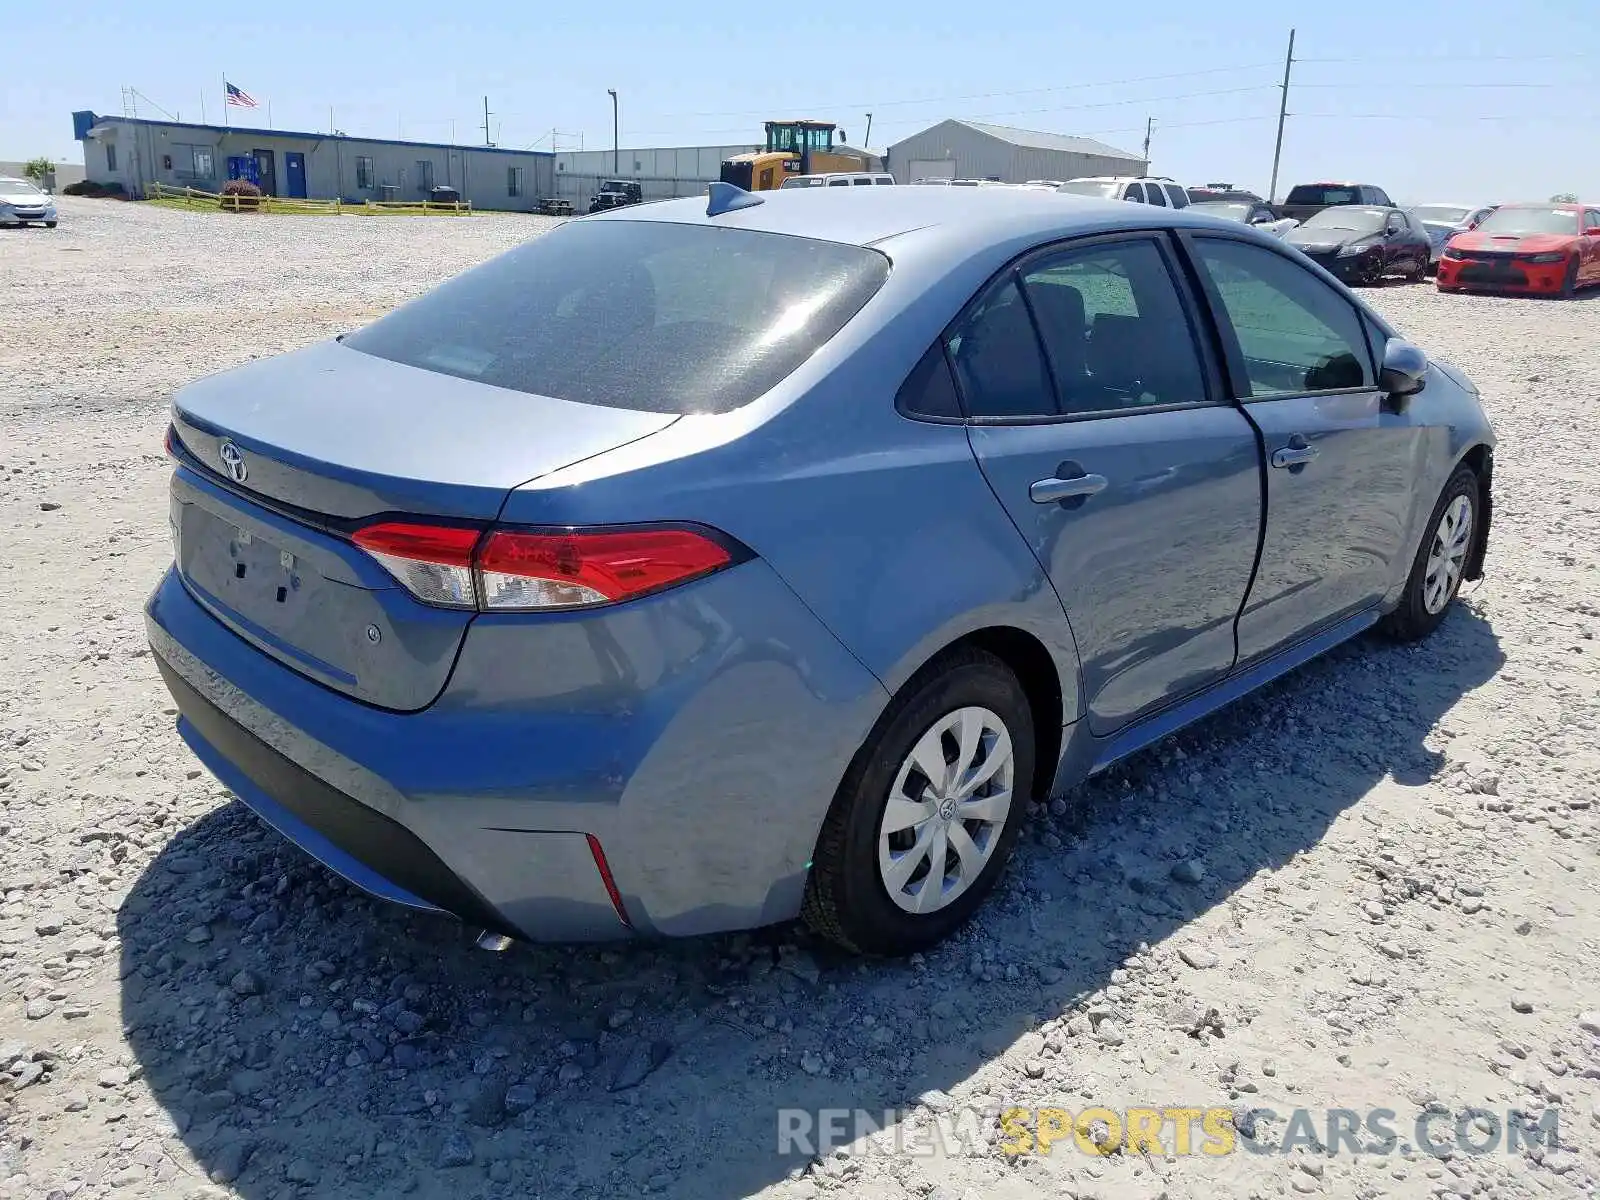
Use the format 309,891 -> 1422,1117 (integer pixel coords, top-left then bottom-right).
2,197 -> 1598,1200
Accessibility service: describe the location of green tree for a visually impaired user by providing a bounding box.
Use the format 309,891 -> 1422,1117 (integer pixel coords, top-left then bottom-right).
22,157 -> 53,183
1550,192 -> 1579,203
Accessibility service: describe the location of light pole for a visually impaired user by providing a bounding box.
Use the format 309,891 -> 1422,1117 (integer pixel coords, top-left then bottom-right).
607,89 -> 619,175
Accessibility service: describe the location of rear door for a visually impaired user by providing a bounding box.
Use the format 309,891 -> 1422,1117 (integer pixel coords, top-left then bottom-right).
957,233 -> 1263,734
1182,233 -> 1424,664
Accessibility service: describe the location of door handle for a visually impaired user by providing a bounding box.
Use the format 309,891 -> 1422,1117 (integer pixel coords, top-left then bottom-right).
1270,437 -> 1319,469
1030,471 -> 1109,505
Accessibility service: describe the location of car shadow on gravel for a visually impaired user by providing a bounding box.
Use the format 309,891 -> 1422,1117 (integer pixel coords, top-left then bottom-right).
117,607 -> 1502,1200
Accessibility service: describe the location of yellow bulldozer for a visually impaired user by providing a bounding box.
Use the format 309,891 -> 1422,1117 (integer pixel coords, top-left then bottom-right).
719,120 -> 879,192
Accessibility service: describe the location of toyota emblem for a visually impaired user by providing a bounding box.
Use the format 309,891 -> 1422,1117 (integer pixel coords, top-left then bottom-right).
218,440 -> 248,484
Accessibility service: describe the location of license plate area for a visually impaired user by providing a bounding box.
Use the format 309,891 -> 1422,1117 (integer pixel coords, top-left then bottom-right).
178,500 -> 313,619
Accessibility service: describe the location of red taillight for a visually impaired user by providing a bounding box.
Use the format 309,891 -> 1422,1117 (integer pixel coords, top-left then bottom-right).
353,522 -> 482,609
477,528 -> 732,611
351,521 -> 738,612
164,425 -> 179,458
586,834 -> 632,927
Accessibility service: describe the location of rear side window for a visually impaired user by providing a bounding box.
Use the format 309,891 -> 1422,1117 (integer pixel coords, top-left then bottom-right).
1164,184 -> 1188,208
1021,239 -> 1207,415
344,221 -> 889,415
946,280 -> 1053,418
1144,184 -> 1169,208
896,343 -> 963,419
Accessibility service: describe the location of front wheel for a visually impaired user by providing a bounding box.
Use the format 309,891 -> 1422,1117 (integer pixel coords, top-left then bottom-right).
44,221 -> 57,229
1381,465 -> 1478,642
803,648 -> 1035,955
1559,256 -> 1579,298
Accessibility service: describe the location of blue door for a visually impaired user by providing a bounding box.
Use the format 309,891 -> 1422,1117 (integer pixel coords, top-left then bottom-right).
956,233 -> 1263,735
1182,234 -> 1423,665
285,152 -> 307,198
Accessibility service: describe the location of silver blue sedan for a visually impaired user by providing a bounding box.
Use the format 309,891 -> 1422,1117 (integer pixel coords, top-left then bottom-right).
147,184 -> 1495,956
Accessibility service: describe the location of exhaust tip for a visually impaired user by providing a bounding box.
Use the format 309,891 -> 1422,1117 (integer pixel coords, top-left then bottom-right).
475,930 -> 515,952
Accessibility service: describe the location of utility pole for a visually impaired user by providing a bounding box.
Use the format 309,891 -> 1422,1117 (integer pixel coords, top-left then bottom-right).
864,113 -> 874,148
1142,116 -> 1155,166
482,96 -> 493,146
607,89 -> 619,174
1268,28 -> 1296,204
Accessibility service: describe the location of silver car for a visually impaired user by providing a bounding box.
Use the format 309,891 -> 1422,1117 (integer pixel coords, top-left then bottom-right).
1188,199 -> 1299,239
1409,202 -> 1497,270
0,177 -> 58,227
147,185 -> 1495,955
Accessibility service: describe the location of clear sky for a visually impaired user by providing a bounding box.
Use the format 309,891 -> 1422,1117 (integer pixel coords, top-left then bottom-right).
4,0 -> 1596,202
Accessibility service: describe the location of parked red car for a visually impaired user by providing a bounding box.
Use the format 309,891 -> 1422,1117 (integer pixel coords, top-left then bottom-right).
1437,202 -> 1600,296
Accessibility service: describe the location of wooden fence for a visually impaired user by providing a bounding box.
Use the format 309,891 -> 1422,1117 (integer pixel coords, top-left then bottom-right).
146,182 -> 474,216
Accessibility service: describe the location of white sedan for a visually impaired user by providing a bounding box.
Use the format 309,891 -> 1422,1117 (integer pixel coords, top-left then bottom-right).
0,177 -> 58,227
1189,199 -> 1297,239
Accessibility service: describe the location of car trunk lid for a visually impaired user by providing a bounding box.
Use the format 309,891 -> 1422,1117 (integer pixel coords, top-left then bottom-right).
168,340 -> 678,711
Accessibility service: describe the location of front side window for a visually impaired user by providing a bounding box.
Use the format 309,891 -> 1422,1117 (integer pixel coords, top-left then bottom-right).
1190,237 -> 1374,398
1021,239 -> 1207,415
345,221 -> 889,415
946,279 -> 1053,419
1164,184 -> 1189,208
1144,184 -> 1169,208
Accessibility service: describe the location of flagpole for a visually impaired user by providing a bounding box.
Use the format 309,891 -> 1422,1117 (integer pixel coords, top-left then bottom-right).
222,74 -> 229,128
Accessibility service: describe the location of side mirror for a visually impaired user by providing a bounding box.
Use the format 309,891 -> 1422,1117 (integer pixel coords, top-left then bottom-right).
1380,338 -> 1429,402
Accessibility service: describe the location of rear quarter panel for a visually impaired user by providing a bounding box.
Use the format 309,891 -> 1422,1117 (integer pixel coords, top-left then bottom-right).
501,221 -> 1091,722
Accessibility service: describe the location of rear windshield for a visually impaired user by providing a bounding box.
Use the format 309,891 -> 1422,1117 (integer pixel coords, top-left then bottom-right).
1474,206 -> 1579,236
344,220 -> 889,415
1410,204 -> 1471,225
1286,185 -> 1358,206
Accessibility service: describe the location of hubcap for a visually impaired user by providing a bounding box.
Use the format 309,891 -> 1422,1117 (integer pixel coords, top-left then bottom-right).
1423,493 -> 1474,614
877,706 -> 1014,916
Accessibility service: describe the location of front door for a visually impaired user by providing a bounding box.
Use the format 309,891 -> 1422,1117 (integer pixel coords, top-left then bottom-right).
284,152 -> 307,198
252,149 -> 277,196
956,233 -> 1263,735
1184,233 -> 1423,665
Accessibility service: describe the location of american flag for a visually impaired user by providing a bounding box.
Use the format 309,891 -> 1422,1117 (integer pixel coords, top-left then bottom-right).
225,82 -> 258,108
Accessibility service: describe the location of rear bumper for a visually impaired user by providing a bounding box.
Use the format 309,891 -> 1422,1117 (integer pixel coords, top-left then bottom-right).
146,558 -> 886,942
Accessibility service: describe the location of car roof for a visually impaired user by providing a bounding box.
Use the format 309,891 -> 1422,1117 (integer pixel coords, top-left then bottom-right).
592,185 -> 1236,255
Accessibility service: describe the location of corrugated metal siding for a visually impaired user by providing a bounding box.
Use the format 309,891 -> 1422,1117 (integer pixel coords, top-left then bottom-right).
887,120 -> 1148,184
77,118 -> 554,210
554,145 -> 756,182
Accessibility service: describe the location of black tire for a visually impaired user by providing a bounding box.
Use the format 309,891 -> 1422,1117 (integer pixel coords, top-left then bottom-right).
45,221 -> 57,229
1559,257 -> 1579,299
1407,252 -> 1428,283
802,648 -> 1035,956
1381,465 -> 1479,642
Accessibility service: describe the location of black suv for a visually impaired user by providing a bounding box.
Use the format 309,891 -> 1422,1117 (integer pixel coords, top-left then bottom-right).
588,180 -> 643,214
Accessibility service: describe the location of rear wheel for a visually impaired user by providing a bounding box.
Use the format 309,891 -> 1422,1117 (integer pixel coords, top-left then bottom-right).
1381,465 -> 1478,642
803,648 -> 1034,955
1406,251 -> 1428,283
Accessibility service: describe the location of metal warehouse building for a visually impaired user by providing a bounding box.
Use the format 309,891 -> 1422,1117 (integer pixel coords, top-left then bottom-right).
71,111 -> 556,211
886,119 -> 1146,185
552,143 -> 757,206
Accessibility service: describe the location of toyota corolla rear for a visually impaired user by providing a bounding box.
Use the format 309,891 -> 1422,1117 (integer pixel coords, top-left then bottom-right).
146,214 -> 895,943
1437,204 -> 1583,294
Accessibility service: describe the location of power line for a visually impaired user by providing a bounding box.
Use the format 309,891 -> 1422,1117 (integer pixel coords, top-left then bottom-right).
1298,51 -> 1594,64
